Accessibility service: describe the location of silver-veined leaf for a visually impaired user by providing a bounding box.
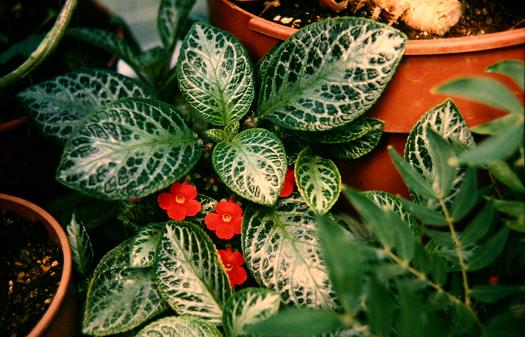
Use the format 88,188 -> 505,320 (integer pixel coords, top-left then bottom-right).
155,222 -> 232,324
327,118 -> 383,159
363,191 -> 418,233
157,0 -> 197,51
258,17 -> 406,131
212,128 -> 287,205
192,194 -> 218,225
295,148 -> 341,214
130,223 -> 164,268
136,316 -> 222,337
57,98 -> 202,200
177,22 -> 254,126
66,211 -> 94,276
304,117 -> 379,144
223,288 -> 280,337
17,69 -> 154,143
242,194 -> 339,310
82,240 -> 168,336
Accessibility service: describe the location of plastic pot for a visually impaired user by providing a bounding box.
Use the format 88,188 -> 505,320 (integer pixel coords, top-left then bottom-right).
0,193 -> 76,337
209,0 -> 525,195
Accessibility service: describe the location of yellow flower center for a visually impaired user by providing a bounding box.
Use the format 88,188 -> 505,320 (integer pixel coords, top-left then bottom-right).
222,214 -> 232,223
224,263 -> 233,272
175,194 -> 186,204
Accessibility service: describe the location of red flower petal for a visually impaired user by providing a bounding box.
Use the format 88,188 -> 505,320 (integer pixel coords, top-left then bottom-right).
180,182 -> 198,200
279,168 -> 295,197
157,193 -> 175,210
215,200 -> 243,217
169,182 -> 184,195
215,224 -> 235,240
205,213 -> 221,230
229,266 -> 248,287
185,199 -> 202,216
167,204 -> 187,221
228,251 -> 245,266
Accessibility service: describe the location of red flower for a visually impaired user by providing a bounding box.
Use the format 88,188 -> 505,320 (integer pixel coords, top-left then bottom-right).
205,199 -> 243,240
218,248 -> 248,287
157,181 -> 201,221
279,168 -> 295,198
488,275 -> 499,285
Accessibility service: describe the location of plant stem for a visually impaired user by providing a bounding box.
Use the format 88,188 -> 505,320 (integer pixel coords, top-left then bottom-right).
0,0 -> 78,88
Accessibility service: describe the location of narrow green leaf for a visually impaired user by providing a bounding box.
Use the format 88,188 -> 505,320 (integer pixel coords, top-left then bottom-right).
451,167 -> 478,221
57,98 -> 202,200
17,69 -> 154,143
483,313 -> 525,337
366,277 -> 394,337
399,199 -> 447,226
327,119 -> 384,159
223,288 -> 280,337
488,161 -> 525,193
461,202 -> 494,246
388,146 -> 436,200
459,122 -> 524,165
66,211 -> 94,276
258,17 -> 406,131
425,128 -> 457,198
177,22 -> 255,126
433,77 -> 523,115
155,222 -> 232,324
68,28 -> 142,71
467,227 -> 509,271
157,0 -> 196,51
486,60 -> 525,90
492,199 -> 525,218
471,114 -> 521,136
246,309 -> 345,337
82,240 -> 168,336
129,223 -> 164,268
471,285 -> 524,303
295,148 -> 341,214
242,195 -> 339,310
136,316 -> 222,337
213,128 -> 287,205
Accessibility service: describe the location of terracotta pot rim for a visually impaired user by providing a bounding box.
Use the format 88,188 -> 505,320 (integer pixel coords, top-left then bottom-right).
0,193 -> 72,337
220,0 -> 525,55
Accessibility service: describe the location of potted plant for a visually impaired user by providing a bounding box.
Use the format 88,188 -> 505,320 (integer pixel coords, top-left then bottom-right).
0,193 -> 76,337
207,0 -> 525,194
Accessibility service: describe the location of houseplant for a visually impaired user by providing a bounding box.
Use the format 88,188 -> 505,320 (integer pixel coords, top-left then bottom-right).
207,0 -> 525,194
0,193 -> 75,337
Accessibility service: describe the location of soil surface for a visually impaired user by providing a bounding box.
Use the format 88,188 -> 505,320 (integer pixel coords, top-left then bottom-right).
234,0 -> 525,39
0,209 -> 62,337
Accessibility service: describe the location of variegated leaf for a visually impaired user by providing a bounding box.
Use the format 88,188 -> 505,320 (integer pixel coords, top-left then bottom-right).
223,288 -> 280,337
158,0 -> 197,51
136,316 -> 222,337
363,191 -> 418,233
68,28 -> 141,71
258,17 -> 406,131
155,222 -> 232,324
66,211 -> 94,276
212,128 -> 287,205
404,99 -> 475,206
57,98 -> 202,200
205,129 -> 227,143
304,117 -> 379,144
327,118 -> 384,159
17,69 -> 154,143
295,148 -> 341,214
177,23 -> 254,126
130,223 -> 165,268
242,194 -> 339,310
83,240 -> 168,336
192,194 -> 218,225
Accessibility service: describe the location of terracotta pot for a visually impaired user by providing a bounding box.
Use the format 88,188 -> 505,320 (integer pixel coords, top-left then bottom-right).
209,0 -> 525,195
0,194 -> 76,337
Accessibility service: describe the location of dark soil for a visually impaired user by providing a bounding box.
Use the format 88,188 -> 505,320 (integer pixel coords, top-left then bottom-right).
0,209 -> 63,337
234,0 -> 525,40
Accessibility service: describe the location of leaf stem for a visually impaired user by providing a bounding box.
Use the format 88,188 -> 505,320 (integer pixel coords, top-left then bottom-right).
0,0 -> 78,88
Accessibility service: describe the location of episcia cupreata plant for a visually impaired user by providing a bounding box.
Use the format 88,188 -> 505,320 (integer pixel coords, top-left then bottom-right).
248,61 -> 525,337
17,0 -> 408,335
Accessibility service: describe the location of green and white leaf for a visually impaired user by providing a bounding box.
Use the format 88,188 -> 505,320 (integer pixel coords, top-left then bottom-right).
66,211 -> 94,276
68,28 -> 141,71
158,0 -> 197,51
295,148 -> 341,214
83,240 -> 167,336
363,191 -> 418,233
258,17 -> 406,131
57,98 -> 202,200
404,99 -> 474,205
242,194 -> 339,310
205,129 -> 228,143
192,194 -> 218,225
303,117 -> 379,144
177,22 -> 254,126
327,118 -> 383,159
155,222 -> 232,324
130,223 -> 165,268
223,288 -> 280,337
17,69 -> 154,143
136,316 -> 222,337
212,128 -> 287,205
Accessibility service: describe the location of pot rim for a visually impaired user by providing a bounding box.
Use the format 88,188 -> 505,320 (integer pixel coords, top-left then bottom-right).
219,0 -> 525,55
0,193 -> 72,337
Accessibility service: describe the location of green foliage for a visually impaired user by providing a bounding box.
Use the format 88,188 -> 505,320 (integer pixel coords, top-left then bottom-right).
66,211 -> 94,276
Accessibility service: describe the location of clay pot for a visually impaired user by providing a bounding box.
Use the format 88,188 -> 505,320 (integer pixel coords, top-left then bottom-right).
209,0 -> 525,195
0,193 -> 76,337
